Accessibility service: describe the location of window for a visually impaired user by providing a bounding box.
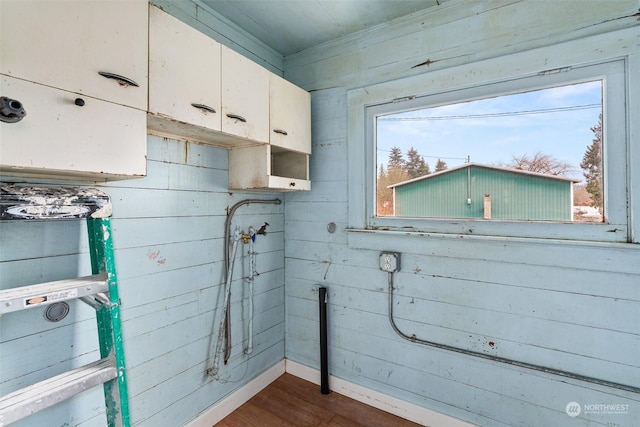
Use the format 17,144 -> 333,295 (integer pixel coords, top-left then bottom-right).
349,56 -> 629,242
375,81 -> 603,223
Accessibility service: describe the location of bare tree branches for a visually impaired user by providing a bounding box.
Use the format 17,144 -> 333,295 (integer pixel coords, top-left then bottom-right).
509,151 -> 575,176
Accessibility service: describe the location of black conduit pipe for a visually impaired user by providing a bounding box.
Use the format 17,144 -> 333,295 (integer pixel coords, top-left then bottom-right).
387,272 -> 640,394
319,287 -> 330,394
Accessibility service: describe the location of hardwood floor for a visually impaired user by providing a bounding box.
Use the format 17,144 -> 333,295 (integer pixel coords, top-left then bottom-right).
215,373 -> 422,426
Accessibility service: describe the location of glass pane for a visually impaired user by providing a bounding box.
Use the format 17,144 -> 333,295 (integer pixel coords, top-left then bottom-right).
376,81 -> 603,222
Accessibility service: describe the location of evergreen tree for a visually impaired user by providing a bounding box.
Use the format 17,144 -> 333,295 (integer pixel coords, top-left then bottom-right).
405,147 -> 430,178
580,113 -> 603,208
435,158 -> 448,172
388,146 -> 404,171
386,146 -> 409,184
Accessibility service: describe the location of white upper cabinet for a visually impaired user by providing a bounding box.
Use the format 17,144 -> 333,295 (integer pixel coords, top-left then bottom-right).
270,73 -> 311,154
221,46 -> 270,144
1,76 -> 146,179
0,0 -> 147,179
0,0 -> 148,111
148,5 -> 222,140
0,2 -> 310,186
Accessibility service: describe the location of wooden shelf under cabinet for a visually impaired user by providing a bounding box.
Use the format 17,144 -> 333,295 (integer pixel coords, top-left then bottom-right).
229,145 -> 310,191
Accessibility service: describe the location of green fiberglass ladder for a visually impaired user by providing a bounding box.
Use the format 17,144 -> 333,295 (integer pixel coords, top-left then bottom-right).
0,185 -> 130,427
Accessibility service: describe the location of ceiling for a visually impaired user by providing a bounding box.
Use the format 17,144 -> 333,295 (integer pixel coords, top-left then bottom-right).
198,0 -> 445,57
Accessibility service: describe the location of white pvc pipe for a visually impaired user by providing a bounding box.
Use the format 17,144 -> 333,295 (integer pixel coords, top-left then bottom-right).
245,226 -> 256,355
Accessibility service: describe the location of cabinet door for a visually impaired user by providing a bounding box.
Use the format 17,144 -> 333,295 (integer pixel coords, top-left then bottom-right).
270,74 -> 311,154
0,0 -> 148,111
148,6 -> 221,133
0,76 -> 146,179
221,47 -> 270,143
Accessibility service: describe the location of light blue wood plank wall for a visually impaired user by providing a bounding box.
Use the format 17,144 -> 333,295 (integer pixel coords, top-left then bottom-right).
284,1 -> 640,426
0,136 -> 286,426
2,1 -> 639,426
1,2 -> 288,425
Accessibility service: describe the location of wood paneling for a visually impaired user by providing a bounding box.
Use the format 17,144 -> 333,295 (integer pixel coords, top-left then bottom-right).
2,1 -> 640,427
283,1 -> 640,426
284,1 -> 639,90
1,136 -> 286,426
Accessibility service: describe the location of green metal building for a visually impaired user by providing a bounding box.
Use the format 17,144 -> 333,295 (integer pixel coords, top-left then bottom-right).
389,163 -> 579,221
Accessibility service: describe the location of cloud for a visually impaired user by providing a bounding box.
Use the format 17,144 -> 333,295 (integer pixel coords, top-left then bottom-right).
538,80 -> 601,101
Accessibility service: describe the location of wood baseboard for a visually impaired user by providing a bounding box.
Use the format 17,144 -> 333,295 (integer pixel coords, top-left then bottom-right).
185,360 -> 285,427
186,359 -> 472,427
285,359 -> 474,427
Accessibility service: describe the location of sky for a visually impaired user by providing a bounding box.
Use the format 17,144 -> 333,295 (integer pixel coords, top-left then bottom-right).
376,80 -> 602,181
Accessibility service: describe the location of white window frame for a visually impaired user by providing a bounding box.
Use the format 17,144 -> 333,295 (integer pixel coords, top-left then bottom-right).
347,31 -> 637,243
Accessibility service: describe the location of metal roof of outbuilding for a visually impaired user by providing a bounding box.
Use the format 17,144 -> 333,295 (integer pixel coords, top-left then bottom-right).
388,162 -> 581,189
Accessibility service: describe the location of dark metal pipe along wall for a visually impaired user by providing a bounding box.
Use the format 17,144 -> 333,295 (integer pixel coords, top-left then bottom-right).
319,287 -> 329,394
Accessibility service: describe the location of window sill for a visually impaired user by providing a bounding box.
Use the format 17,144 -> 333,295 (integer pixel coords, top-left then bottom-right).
346,227 -> 638,251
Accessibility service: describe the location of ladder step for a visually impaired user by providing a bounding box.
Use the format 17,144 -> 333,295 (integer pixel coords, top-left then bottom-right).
0,273 -> 108,315
0,184 -> 112,220
0,357 -> 117,426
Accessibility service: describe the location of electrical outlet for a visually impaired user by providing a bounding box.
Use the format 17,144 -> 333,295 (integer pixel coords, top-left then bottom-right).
379,251 -> 400,272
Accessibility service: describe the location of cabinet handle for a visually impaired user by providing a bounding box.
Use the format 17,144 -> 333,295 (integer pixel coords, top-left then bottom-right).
191,103 -> 216,114
74,98 -> 85,107
273,129 -> 288,136
226,113 -> 247,123
289,182 -> 296,187
0,96 -> 26,123
98,71 -> 139,87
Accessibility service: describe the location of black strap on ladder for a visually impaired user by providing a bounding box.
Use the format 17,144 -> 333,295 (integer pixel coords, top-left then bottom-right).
0,185 -> 130,427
